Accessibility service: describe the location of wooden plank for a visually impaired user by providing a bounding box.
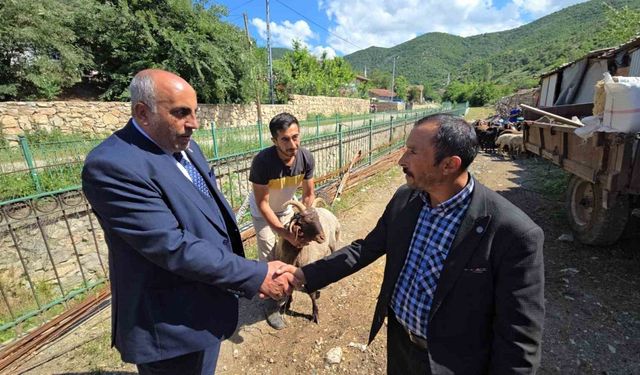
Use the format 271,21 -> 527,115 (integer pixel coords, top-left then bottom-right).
523,103 -> 593,120
563,159 -> 596,183
521,104 -> 584,127
525,144 -> 541,155
629,139 -> 640,193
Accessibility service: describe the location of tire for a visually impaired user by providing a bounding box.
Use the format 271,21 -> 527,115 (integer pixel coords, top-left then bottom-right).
566,175 -> 630,246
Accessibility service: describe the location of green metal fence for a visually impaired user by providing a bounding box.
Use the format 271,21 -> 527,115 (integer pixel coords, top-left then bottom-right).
0,103 -> 466,343
0,107 -> 448,205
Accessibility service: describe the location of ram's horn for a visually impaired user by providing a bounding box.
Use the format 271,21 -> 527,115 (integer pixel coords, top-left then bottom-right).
284,200 -> 306,212
311,197 -> 327,208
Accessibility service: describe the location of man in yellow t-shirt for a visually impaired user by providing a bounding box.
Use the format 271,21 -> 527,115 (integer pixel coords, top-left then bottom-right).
249,112 -> 315,329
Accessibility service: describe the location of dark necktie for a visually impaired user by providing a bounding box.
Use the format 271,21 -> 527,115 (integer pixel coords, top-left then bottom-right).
173,152 -> 212,198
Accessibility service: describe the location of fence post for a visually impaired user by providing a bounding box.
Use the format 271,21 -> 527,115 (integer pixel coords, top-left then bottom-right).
335,113 -> 339,133
338,122 -> 343,172
257,121 -> 263,149
368,119 -> 373,165
210,121 -> 219,159
389,115 -> 394,143
315,115 -> 320,137
18,135 -> 42,193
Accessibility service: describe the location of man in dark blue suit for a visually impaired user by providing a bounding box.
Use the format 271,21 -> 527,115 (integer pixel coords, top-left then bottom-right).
82,69 -> 294,374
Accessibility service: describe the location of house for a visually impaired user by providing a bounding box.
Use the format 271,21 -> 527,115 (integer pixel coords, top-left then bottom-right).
368,88 -> 395,101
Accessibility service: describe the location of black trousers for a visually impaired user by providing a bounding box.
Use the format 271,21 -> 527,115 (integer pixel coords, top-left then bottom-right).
137,344 -> 220,375
387,312 -> 432,375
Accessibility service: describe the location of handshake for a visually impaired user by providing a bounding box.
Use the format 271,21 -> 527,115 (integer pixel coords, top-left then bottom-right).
258,261 -> 306,300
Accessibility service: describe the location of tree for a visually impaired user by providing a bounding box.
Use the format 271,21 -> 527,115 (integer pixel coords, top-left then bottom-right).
273,41 -> 356,102
599,4 -> 640,46
0,0 -> 94,99
393,75 -> 409,101
88,0 -> 257,103
368,69 -> 391,89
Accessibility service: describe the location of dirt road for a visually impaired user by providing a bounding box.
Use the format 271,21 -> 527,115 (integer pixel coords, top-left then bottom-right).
13,153 -> 640,374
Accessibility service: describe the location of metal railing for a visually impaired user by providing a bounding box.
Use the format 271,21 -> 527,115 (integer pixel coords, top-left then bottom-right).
0,103 -> 466,343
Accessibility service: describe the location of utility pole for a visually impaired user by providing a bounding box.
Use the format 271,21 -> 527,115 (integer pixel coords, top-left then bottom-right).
243,13 -> 263,126
266,0 -> 275,104
390,56 -> 397,101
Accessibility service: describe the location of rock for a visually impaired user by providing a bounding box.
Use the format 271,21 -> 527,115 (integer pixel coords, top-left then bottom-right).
608,344 -> 616,354
557,233 -> 574,242
233,349 -> 239,358
347,342 -> 367,352
560,268 -> 579,275
325,347 -> 342,364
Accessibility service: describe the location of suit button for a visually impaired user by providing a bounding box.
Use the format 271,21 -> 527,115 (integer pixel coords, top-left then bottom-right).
223,239 -> 229,246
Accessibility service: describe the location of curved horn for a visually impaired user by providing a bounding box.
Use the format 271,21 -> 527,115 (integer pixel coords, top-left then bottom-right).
311,197 -> 327,208
284,200 -> 306,212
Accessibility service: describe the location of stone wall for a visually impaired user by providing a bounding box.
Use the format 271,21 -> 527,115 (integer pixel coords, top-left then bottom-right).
374,101 -> 405,112
0,94 -> 370,143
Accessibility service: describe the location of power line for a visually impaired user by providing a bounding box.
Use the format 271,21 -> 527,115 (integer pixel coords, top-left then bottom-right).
226,0 -> 257,14
273,0 -> 364,51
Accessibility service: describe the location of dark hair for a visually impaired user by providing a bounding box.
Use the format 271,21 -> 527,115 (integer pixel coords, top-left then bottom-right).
269,112 -> 299,138
415,113 -> 478,169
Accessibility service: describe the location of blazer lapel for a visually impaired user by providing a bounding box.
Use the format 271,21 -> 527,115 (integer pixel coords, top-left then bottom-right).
428,183 -> 492,322
164,153 -> 230,234
186,146 -> 237,223
386,191 -> 424,292
118,122 -> 229,233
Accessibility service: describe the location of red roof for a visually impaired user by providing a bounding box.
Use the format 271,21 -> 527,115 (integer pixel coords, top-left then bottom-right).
368,88 -> 394,97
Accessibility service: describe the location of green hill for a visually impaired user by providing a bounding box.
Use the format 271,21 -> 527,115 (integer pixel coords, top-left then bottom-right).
344,0 -> 640,89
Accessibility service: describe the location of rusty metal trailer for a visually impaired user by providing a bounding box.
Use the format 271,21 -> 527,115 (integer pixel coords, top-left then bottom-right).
523,120 -> 640,245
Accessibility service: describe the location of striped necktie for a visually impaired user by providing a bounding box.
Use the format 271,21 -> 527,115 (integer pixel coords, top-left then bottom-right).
173,152 -> 212,198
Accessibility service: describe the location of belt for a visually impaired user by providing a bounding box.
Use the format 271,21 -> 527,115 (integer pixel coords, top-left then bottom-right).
389,310 -> 429,350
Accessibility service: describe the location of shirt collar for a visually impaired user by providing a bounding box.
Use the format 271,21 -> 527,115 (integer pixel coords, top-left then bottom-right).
419,174 -> 475,212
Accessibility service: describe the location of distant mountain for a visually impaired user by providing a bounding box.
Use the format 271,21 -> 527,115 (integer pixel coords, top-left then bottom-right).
344,0 -> 640,89
271,47 -> 290,60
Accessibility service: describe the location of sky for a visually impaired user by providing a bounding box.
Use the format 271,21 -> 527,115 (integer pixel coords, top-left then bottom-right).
213,0 -> 589,59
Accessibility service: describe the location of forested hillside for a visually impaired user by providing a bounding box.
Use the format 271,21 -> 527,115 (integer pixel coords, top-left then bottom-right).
344,0 -> 640,89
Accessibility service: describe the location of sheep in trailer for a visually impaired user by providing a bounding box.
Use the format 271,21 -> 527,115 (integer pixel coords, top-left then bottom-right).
274,198 -> 341,323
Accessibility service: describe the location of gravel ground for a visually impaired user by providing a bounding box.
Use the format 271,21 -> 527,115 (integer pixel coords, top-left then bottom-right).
11,152 -> 640,375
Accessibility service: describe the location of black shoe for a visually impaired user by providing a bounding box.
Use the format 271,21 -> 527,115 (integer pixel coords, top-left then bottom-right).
266,310 -> 286,330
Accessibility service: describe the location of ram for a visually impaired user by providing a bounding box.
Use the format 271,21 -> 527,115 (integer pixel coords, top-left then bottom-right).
274,198 -> 340,323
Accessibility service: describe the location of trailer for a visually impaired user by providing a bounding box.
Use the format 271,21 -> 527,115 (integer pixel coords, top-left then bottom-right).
523,119 -> 640,245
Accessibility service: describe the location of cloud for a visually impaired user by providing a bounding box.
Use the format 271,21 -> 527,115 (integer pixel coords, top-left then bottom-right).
320,0 -> 587,54
251,18 -> 339,59
512,0 -> 584,15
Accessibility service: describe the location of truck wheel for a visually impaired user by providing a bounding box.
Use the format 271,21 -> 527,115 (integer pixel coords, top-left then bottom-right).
566,175 -> 630,246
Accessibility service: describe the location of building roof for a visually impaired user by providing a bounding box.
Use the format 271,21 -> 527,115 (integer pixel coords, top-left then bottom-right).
540,34 -> 640,78
368,88 -> 394,97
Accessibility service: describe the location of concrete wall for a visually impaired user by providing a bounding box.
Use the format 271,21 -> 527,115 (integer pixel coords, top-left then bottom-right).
0,95 -> 370,143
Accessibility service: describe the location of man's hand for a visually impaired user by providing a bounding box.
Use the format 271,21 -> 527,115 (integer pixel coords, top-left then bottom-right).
275,264 -> 306,290
259,261 -> 295,300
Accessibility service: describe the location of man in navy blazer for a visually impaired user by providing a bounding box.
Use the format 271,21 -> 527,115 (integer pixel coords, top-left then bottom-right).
279,114 -> 545,374
82,69 -> 294,374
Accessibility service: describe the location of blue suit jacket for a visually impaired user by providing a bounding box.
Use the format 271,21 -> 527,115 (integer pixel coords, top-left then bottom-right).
82,121 -> 267,364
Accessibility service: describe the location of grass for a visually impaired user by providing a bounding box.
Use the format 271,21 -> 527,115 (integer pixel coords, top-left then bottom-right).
465,106 -> 495,121
0,272 -> 107,343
